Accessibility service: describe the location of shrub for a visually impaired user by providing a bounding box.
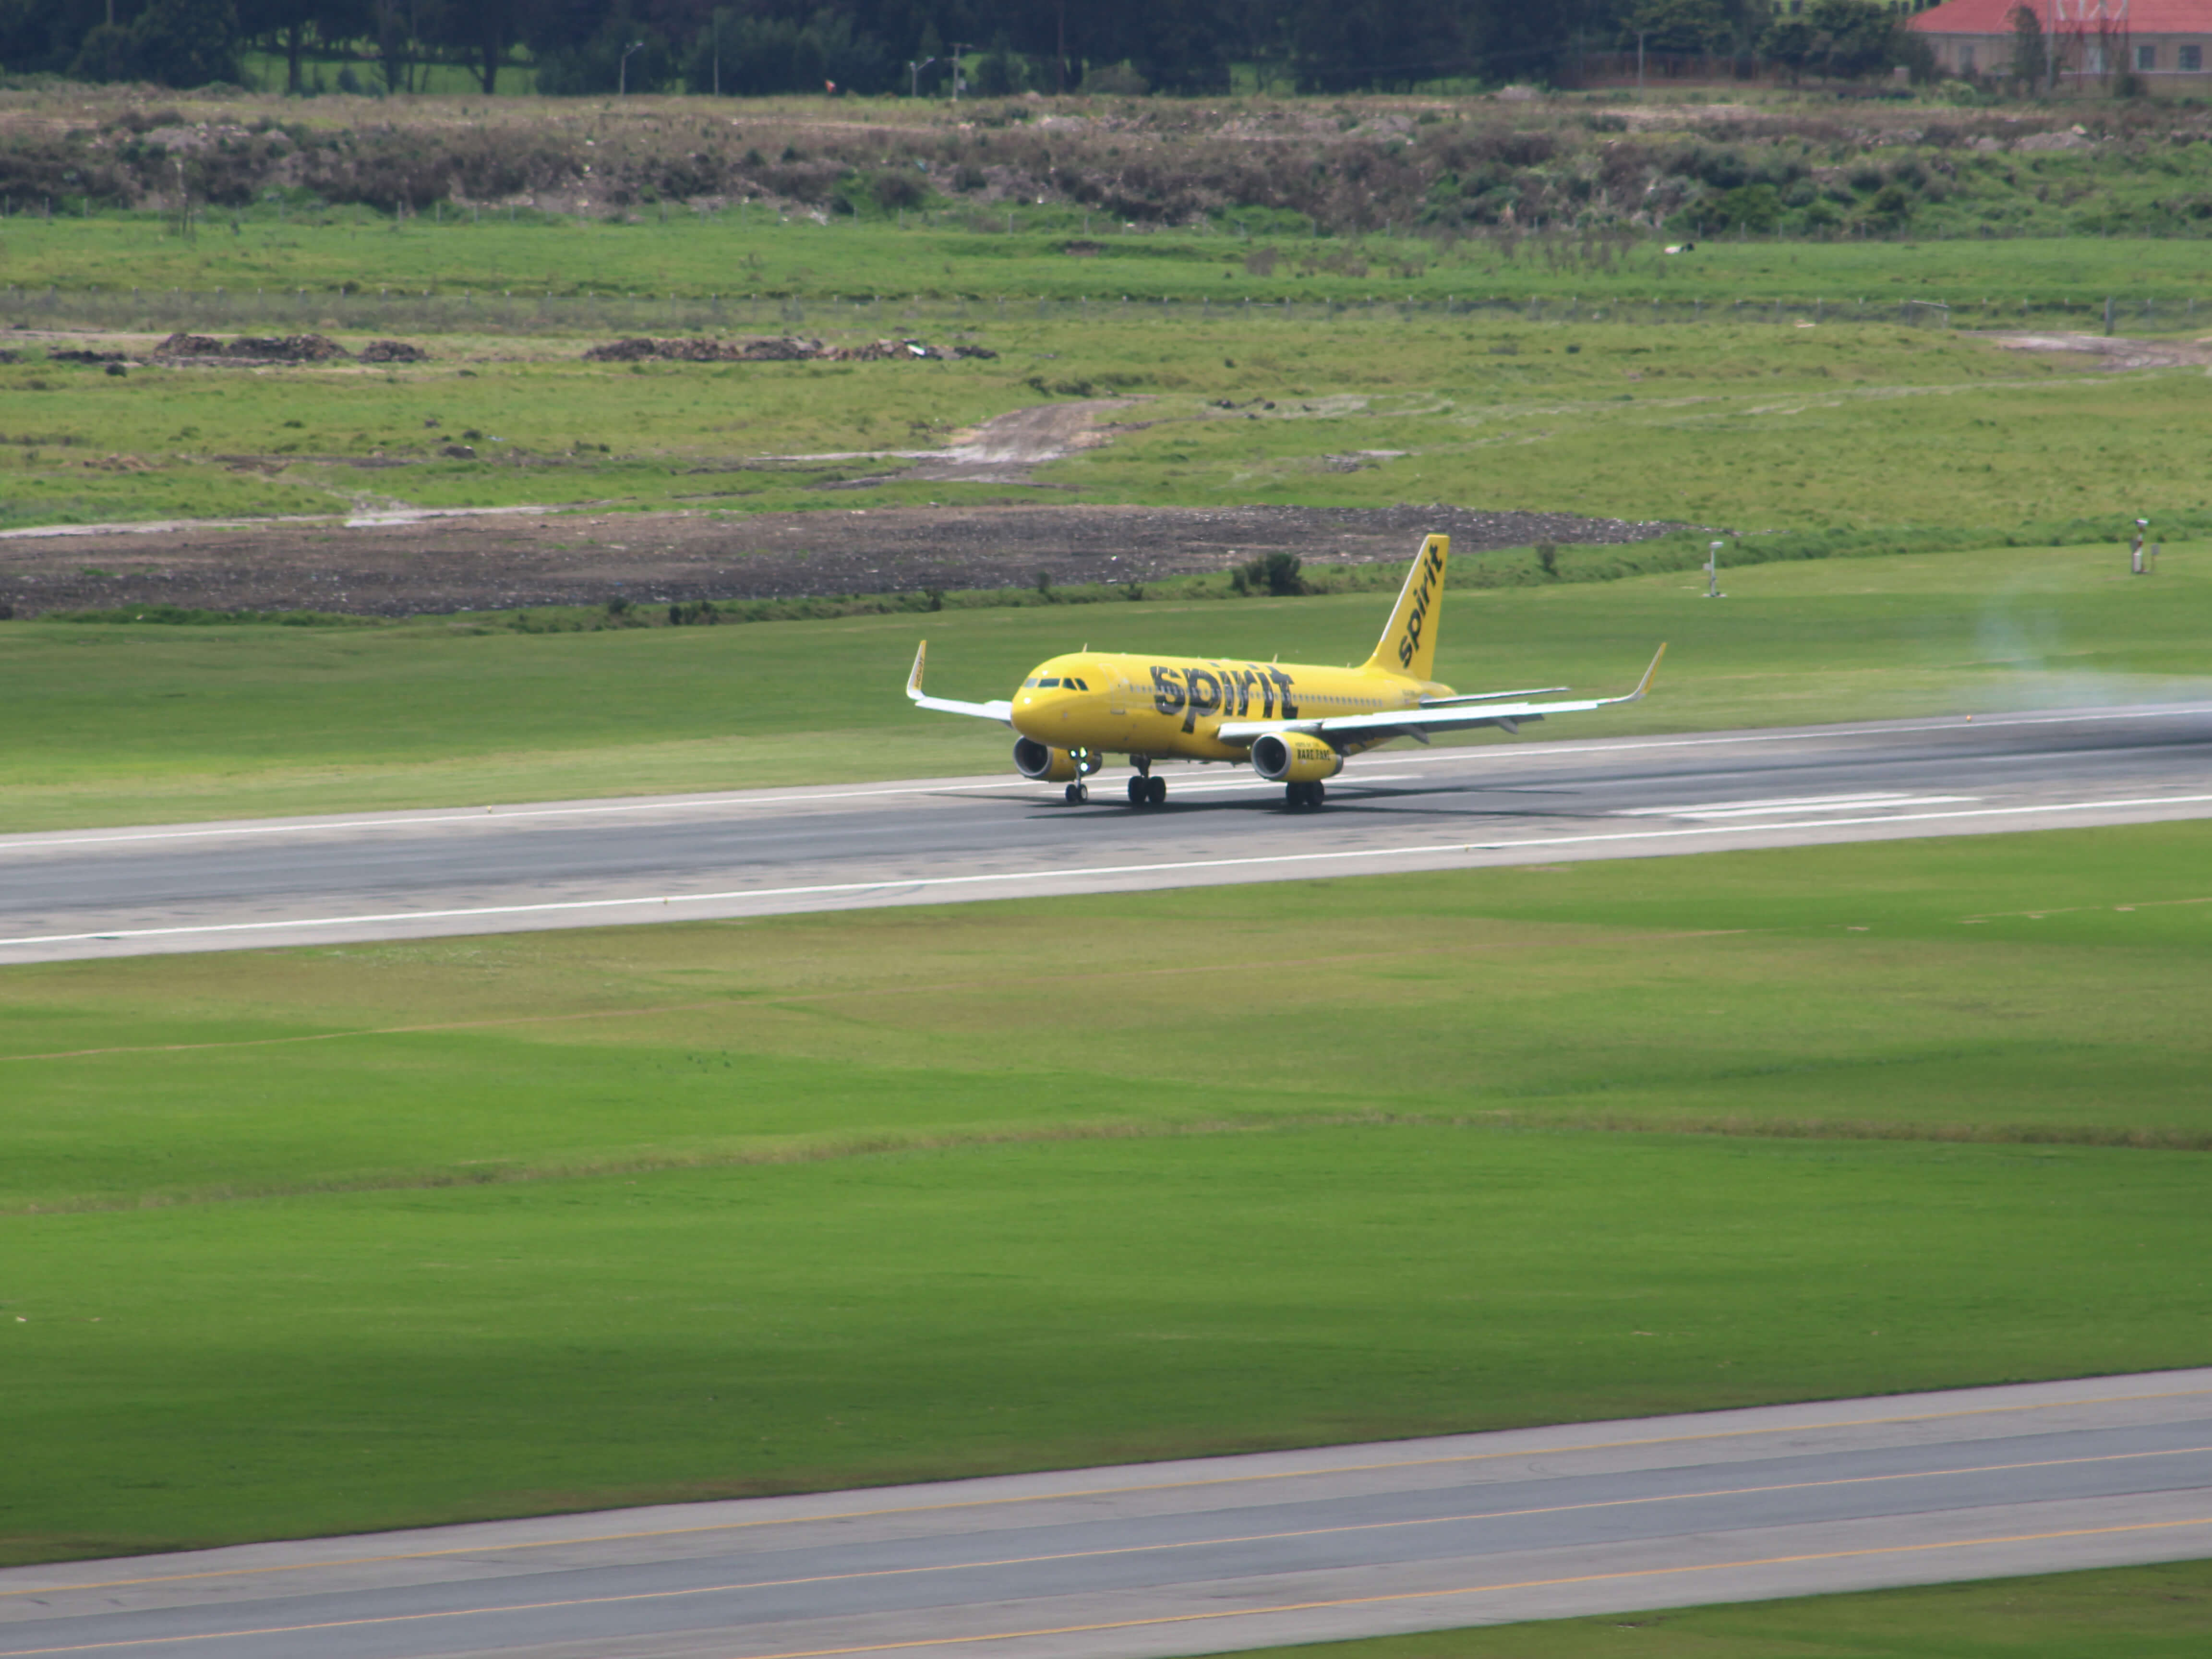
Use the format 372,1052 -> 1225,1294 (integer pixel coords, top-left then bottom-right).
1230,552 -> 1304,596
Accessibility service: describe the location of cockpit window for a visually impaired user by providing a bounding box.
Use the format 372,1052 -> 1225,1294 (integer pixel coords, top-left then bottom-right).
1022,677 -> 1042,687
1066,677 -> 1088,691
1037,677 -> 1062,688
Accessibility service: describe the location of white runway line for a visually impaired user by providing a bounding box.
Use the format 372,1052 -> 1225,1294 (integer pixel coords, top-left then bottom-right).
8,790 -> 2212,951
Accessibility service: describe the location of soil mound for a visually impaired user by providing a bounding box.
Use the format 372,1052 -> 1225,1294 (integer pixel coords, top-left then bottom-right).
155,333 -> 353,363
360,339 -> 429,363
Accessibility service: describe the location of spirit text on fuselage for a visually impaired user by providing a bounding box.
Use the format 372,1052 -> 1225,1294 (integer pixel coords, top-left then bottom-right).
1151,663 -> 1300,733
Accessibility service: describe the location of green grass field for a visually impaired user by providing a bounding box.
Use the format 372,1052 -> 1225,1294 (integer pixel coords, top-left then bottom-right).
7,300 -> 2211,533
5,822 -> 2212,1561
10,212 -> 2212,310
1242,1558 -> 2212,1659
5,541 -> 2205,830
8,126 -> 2212,1612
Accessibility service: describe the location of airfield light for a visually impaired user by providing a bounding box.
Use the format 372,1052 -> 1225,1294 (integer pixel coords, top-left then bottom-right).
1706,540 -> 1725,600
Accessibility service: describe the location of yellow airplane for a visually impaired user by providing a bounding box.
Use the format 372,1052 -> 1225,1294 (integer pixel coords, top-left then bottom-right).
906,533 -> 1664,809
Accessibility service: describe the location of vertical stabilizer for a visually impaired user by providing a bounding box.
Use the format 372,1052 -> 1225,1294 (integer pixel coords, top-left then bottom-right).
1363,534 -> 1449,681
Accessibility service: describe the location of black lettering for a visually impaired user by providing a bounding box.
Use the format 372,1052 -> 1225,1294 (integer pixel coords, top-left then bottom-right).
1181,669 -> 1222,733
1268,667 -> 1298,720
1250,665 -> 1274,719
1151,665 -> 1186,717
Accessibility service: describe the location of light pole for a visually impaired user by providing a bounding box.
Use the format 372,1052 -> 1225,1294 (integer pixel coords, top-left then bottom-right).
1636,29 -> 1648,97
619,39 -> 644,96
908,55 -> 936,97
1706,540 -> 1724,599
950,42 -> 966,103
711,12 -> 719,96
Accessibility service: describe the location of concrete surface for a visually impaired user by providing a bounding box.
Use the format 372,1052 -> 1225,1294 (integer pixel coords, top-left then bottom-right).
5,702 -> 2210,964
1,1370 -> 2206,1658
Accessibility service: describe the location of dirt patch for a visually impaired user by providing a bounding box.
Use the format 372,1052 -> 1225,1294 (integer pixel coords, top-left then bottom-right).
728,398 -> 1144,488
0,505 -> 1688,619
1983,331 -> 2212,372
580,335 -> 986,364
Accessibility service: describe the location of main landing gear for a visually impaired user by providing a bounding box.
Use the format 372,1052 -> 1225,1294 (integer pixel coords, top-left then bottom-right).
1284,780 -> 1327,810
1125,759 -> 1167,808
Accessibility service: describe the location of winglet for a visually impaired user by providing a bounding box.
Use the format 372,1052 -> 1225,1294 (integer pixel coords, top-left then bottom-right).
906,640 -> 928,702
1630,642 -> 1667,701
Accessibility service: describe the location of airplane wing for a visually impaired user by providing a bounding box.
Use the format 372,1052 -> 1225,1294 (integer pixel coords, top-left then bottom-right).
1217,645 -> 1665,745
905,641 -> 1014,724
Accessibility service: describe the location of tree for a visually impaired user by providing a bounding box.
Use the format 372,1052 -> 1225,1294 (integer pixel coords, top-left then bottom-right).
1293,0 -> 1474,92
124,0 -> 242,84
1621,0 -> 1728,56
1758,0 -> 1900,79
236,0 -> 325,93
2009,0 -> 2045,86
422,0 -> 520,91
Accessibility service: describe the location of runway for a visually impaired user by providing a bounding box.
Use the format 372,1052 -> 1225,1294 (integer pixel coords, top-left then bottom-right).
4,701 -> 2211,964
1,1370 -> 2207,1659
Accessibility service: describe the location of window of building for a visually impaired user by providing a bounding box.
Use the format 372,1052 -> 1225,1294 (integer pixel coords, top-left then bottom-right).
2139,43 -> 2158,70
2184,44 -> 2204,70
1961,44 -> 1977,71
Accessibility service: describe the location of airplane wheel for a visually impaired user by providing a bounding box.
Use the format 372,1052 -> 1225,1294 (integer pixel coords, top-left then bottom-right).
1146,776 -> 1167,807
1127,776 -> 1147,806
1066,781 -> 1089,805
1285,782 -> 1305,809
1311,781 -> 1327,807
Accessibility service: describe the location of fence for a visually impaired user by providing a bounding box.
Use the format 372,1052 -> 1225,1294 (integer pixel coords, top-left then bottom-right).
0,285 -> 2199,336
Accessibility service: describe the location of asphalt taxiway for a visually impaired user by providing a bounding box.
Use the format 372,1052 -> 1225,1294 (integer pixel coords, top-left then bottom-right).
3,701 -> 2210,964
1,1370 -> 2206,1659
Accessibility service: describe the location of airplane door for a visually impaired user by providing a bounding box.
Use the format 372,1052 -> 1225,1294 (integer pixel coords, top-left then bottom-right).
1109,673 -> 1130,716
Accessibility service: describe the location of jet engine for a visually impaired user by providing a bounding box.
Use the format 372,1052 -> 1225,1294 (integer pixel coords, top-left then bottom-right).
1249,732 -> 1342,784
1013,737 -> 1080,782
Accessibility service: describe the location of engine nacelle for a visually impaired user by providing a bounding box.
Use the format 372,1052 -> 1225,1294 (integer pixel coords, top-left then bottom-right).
1013,736 -> 1080,782
1249,732 -> 1342,784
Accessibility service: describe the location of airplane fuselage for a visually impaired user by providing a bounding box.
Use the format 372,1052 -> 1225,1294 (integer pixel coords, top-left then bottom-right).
1010,652 -> 1450,763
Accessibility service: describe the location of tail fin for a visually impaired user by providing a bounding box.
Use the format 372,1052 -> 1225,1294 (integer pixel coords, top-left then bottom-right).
1363,533 -> 1449,682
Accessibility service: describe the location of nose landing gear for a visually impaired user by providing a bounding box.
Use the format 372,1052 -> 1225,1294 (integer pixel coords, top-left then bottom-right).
1064,781 -> 1089,805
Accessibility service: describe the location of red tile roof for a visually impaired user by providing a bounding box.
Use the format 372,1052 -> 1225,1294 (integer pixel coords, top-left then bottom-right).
1911,0 -> 2212,31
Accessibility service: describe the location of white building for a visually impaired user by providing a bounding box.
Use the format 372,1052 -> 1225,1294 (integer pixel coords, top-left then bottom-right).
1909,0 -> 2212,82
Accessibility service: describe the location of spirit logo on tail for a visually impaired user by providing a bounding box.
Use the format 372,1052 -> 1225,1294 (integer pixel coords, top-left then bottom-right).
906,533 -> 1663,810
1395,539 -> 1444,669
